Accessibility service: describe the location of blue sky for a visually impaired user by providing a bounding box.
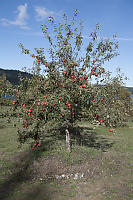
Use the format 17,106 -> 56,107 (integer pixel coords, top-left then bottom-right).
0,0 -> 133,86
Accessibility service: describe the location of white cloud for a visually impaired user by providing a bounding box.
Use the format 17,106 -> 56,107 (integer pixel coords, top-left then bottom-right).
117,37 -> 133,41
35,6 -> 55,21
83,35 -> 133,42
0,3 -> 30,30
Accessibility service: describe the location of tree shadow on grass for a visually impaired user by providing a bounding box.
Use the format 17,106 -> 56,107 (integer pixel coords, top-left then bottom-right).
72,126 -> 114,152
0,125 -> 5,129
19,184 -> 51,200
0,147 -> 52,200
58,126 -> 114,152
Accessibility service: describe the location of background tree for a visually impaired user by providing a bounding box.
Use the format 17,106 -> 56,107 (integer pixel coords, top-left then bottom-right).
0,74 -> 14,106
91,68 -> 133,128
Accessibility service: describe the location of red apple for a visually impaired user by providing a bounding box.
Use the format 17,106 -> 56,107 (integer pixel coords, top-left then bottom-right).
61,113 -> 65,117
96,114 -> 99,119
100,120 -> 103,123
93,99 -> 96,102
109,128 -> 113,132
91,69 -> 95,75
84,76 -> 88,80
67,104 -> 71,109
82,84 -> 86,88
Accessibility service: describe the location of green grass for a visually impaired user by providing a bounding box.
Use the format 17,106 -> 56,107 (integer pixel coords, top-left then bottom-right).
0,111 -> 133,200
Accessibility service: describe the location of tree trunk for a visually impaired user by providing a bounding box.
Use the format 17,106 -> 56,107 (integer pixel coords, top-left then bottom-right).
65,128 -> 71,153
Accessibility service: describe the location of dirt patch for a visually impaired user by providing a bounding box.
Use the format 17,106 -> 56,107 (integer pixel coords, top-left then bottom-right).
27,153 -> 103,183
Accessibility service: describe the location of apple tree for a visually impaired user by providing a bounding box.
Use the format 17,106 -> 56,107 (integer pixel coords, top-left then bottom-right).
13,10 -> 119,152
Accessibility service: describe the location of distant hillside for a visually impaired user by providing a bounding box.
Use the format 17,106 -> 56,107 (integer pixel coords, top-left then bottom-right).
0,68 -> 32,85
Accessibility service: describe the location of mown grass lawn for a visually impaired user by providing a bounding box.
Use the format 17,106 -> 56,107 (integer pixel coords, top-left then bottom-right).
0,111 -> 133,200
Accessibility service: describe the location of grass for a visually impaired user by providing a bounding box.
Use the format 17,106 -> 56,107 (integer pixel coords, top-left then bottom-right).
0,109 -> 133,200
